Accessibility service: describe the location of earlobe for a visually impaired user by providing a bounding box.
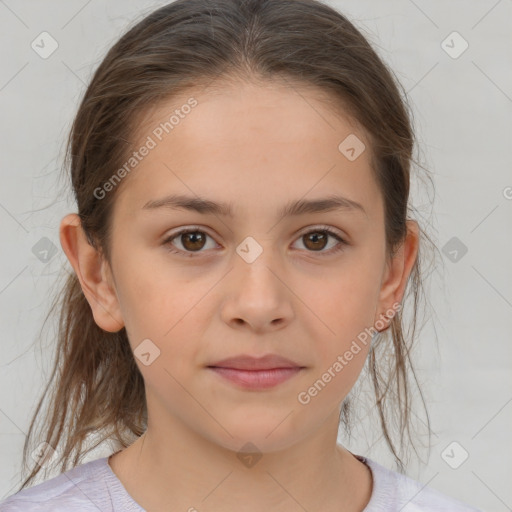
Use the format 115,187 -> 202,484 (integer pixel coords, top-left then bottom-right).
59,213 -> 125,333
374,220 -> 419,330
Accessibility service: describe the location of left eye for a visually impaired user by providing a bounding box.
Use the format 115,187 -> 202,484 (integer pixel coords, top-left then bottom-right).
163,226 -> 347,257
293,228 -> 346,254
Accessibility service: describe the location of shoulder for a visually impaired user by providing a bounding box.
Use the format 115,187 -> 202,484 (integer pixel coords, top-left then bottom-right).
0,456 -> 130,511
358,455 -> 484,512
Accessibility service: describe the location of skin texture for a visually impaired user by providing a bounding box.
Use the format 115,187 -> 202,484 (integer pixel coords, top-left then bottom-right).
60,79 -> 419,512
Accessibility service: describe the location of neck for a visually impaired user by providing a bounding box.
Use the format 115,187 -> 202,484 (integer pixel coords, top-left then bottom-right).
109,408 -> 373,512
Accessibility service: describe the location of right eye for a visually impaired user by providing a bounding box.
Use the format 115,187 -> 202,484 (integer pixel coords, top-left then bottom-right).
162,227 -> 219,257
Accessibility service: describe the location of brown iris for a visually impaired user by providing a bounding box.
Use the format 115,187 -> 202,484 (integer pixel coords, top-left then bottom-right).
302,231 -> 328,251
181,231 -> 207,251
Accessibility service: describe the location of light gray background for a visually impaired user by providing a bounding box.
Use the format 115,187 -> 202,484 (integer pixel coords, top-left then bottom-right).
0,1 -> 511,510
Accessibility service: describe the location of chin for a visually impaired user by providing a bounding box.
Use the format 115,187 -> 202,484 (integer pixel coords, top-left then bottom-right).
203,417 -> 303,455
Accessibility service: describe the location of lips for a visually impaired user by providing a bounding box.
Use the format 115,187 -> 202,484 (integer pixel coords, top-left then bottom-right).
207,353 -> 303,371
207,354 -> 305,390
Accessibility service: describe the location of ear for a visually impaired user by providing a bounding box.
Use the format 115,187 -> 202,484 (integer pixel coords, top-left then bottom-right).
59,213 -> 125,333
374,220 -> 419,330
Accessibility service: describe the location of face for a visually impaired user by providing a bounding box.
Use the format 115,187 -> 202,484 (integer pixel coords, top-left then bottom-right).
71,79 -> 415,453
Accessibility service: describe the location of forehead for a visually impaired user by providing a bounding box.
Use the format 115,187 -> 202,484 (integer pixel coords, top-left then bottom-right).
114,78 -> 382,222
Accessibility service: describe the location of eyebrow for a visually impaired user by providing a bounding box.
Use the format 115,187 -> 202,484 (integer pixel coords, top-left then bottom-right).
142,193 -> 367,220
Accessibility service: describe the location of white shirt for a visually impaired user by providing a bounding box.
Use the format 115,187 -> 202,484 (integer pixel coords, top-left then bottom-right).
0,452 -> 483,511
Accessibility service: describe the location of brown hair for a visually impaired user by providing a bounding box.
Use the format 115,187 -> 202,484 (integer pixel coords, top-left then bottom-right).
15,0 -> 440,492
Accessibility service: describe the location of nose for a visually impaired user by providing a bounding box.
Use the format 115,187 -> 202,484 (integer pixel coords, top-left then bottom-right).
219,244 -> 294,334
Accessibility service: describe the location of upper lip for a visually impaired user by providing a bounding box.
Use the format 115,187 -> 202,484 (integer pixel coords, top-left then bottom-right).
208,354 -> 303,370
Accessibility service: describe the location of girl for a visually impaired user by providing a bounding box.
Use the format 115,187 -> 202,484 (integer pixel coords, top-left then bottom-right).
0,0 -> 483,510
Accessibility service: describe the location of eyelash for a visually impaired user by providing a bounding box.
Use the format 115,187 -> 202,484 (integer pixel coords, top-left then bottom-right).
162,225 -> 348,258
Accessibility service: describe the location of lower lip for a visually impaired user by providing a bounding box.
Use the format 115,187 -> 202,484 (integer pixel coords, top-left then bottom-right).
207,367 -> 302,390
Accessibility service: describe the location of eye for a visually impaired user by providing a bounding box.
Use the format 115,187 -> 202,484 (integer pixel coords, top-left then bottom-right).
292,225 -> 347,256
162,225 -> 347,257
163,227 -> 218,257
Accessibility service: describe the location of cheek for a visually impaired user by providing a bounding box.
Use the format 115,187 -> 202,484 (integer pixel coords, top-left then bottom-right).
124,279 -> 213,367
295,272 -> 378,403
303,269 -> 379,349
112,248 -> 197,333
